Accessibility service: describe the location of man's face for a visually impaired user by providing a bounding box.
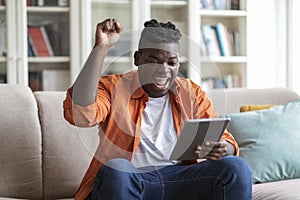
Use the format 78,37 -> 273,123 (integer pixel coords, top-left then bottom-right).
134,42 -> 179,98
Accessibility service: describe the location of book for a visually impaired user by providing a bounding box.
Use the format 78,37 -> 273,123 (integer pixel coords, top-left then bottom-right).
58,0 -> 68,6
227,30 -> 235,56
201,78 -> 214,90
200,0 -> 214,10
29,71 -> 43,91
28,26 -> 54,57
201,0 -> 236,10
44,0 -> 56,6
231,0 -> 240,10
37,0 -> 44,6
28,37 -> 34,57
232,73 -> 242,87
201,24 -> 221,56
213,0 -> 226,10
0,74 -> 6,83
0,20 -> 6,56
232,31 -> 241,56
224,74 -> 234,88
202,77 -> 226,89
41,0 -> 69,6
28,0 -> 37,6
211,26 -> 222,56
215,23 -> 231,56
44,23 -> 61,56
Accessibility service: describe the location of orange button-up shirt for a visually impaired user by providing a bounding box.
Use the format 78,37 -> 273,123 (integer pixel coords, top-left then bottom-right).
63,70 -> 239,200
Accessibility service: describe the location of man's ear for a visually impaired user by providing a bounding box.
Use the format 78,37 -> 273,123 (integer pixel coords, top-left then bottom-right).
134,51 -> 140,66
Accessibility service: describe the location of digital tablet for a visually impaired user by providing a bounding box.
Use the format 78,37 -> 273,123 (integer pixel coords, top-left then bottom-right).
169,117 -> 231,161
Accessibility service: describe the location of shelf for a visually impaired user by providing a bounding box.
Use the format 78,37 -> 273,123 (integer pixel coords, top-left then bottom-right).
199,10 -> 247,17
91,0 -> 130,4
85,0 -> 248,87
151,1 -> 187,7
27,6 -> 69,13
201,56 -> 247,63
28,56 -> 70,63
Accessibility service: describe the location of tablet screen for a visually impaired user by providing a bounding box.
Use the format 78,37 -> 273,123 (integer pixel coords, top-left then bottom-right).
169,118 -> 230,161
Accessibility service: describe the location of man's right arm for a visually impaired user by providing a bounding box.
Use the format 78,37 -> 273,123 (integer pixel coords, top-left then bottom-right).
71,18 -> 123,106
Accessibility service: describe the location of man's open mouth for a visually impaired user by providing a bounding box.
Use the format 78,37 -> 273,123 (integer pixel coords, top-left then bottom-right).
153,77 -> 169,89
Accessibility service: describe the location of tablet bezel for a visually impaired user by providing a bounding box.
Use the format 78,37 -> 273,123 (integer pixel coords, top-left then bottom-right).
169,117 -> 231,161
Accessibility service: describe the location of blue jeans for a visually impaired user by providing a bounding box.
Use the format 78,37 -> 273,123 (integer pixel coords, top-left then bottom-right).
89,156 -> 252,200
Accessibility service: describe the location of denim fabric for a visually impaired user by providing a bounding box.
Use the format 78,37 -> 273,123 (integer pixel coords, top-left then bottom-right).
89,156 -> 252,200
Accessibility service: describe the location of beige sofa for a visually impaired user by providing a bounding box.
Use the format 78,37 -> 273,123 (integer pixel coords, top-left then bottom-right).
0,84 -> 300,199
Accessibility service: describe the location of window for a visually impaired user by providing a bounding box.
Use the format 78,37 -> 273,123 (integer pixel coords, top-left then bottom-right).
288,0 -> 300,94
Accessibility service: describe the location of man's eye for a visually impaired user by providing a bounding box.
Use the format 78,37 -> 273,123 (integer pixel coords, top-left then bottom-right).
169,61 -> 178,66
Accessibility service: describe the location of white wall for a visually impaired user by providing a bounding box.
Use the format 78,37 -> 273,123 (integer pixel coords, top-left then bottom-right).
247,0 -> 284,89
289,0 -> 300,94
247,0 -> 299,95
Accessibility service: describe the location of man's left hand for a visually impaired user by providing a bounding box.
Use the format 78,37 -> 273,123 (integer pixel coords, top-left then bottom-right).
195,140 -> 234,160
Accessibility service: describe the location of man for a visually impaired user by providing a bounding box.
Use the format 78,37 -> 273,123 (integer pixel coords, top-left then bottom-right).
63,18 -> 252,200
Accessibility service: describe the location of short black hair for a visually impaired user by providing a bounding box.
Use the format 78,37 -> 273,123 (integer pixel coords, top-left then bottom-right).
138,19 -> 182,49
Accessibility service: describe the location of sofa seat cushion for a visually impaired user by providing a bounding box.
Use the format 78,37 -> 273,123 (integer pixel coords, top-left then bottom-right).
253,178 -> 300,200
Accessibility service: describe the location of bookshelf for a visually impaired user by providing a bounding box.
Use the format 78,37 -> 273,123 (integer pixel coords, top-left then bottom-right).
1,0 -> 249,90
1,1 -> 291,91
198,0 -> 248,89
81,0 -> 248,89
150,0 -> 189,78
0,4 -> 6,83
27,2 -> 71,91
79,0 -> 136,75
0,0 -> 80,91
81,0 -> 190,76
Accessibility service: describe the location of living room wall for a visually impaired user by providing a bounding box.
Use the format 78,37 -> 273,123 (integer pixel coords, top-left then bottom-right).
247,0 -> 299,95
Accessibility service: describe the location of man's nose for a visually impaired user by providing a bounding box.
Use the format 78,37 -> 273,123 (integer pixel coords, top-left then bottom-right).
162,62 -> 168,67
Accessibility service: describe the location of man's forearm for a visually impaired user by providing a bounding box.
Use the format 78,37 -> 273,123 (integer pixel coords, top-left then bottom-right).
71,45 -> 109,106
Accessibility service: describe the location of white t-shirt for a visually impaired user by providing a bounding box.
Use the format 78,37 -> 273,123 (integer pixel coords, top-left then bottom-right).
131,94 -> 178,168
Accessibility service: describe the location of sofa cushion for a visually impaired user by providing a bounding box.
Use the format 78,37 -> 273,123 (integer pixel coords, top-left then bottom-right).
0,84 -> 42,199
253,178 -> 300,200
225,100 -> 300,183
34,91 -> 98,199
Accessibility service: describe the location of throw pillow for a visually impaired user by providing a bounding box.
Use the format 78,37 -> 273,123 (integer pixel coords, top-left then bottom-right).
225,100 -> 300,183
240,104 -> 274,112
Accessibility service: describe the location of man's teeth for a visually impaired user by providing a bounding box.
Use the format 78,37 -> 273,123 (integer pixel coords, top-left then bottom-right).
154,77 -> 168,85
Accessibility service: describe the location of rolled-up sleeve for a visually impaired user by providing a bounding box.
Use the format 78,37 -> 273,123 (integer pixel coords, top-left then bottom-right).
63,83 -> 111,127
221,129 -> 239,156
